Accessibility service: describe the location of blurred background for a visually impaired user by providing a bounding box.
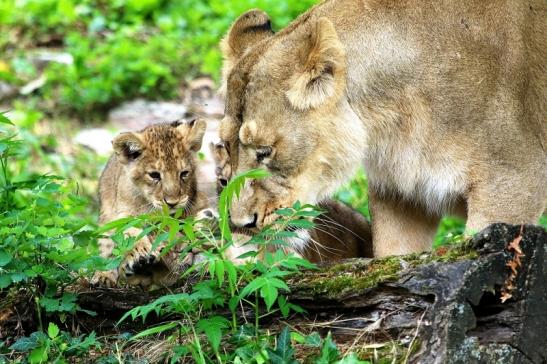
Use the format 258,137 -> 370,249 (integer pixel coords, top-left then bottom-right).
3,0 -> 536,244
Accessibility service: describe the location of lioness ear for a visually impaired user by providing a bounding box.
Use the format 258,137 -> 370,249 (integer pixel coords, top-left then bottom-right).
112,132 -> 144,164
220,9 -> 274,94
286,17 -> 346,110
177,118 -> 207,152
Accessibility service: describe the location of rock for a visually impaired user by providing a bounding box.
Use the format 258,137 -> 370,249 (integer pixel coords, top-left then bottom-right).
108,99 -> 188,131
73,128 -> 117,156
0,82 -> 17,100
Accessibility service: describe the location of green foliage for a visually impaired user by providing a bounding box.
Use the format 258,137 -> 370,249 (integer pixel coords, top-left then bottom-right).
1,0 -> 318,114
116,173 -> 318,362
9,323 -> 101,364
0,114 -> 101,312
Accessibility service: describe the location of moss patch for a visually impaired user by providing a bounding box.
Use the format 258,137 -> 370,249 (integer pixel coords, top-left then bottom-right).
291,242 -> 478,299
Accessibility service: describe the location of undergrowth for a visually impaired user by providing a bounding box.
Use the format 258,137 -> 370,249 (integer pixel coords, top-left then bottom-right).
1,112 -> 372,363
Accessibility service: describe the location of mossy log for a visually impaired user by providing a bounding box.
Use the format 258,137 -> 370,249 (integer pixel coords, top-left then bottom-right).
1,223 -> 545,363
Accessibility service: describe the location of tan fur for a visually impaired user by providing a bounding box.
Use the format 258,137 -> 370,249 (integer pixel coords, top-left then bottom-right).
92,120 -> 209,288
221,2 -> 547,257
210,142 -> 373,263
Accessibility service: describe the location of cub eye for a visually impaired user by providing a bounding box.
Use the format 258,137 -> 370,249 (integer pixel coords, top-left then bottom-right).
180,170 -> 190,179
148,171 -> 161,180
256,146 -> 272,163
219,178 -> 228,187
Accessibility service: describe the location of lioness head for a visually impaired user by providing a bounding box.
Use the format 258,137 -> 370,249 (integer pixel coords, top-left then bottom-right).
112,119 -> 206,212
220,10 -> 365,229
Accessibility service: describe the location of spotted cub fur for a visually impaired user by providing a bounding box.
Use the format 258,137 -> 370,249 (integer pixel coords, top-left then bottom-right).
92,119 -> 211,288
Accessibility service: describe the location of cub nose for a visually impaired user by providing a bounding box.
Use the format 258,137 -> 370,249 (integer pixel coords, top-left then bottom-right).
163,197 -> 179,208
231,213 -> 258,229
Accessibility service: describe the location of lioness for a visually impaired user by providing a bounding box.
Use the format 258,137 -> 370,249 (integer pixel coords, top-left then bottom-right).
219,3 -> 546,257
92,119 -> 210,287
210,141 -> 373,262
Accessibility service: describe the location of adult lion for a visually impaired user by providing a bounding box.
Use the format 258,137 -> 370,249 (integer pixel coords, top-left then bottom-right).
219,1 -> 546,257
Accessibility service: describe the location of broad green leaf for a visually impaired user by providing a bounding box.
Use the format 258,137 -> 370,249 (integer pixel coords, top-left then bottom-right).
240,277 -> 266,298
9,337 -> 38,351
304,332 -> 323,347
47,322 -> 60,339
316,333 -> 340,364
29,346 -> 48,364
0,249 -> 12,266
266,327 -> 297,364
0,274 -> 12,289
261,282 -> 278,311
196,316 -> 229,353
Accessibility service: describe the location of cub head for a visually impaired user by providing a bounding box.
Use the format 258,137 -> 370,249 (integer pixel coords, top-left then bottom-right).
112,119 -> 206,212
220,10 -> 364,230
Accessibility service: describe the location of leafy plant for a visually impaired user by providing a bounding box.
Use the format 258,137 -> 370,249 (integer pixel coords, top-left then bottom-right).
9,322 -> 101,364
0,113 -> 101,331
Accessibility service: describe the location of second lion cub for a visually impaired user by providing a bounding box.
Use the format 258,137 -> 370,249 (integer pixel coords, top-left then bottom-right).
93,119 -> 210,287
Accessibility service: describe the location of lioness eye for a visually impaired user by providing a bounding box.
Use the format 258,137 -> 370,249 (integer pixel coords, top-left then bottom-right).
180,170 -> 189,179
256,146 -> 272,163
148,171 -> 161,180
219,178 -> 228,187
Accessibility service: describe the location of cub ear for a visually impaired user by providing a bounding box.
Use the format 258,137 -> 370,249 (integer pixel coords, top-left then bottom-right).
210,141 -> 229,164
220,9 -> 274,93
286,17 -> 346,111
112,132 -> 145,164
176,118 -> 207,152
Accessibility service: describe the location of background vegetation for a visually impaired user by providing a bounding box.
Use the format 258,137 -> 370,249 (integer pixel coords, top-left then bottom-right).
1,0 -> 545,362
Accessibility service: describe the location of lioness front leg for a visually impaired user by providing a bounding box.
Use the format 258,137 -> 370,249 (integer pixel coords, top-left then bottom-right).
369,191 -> 439,257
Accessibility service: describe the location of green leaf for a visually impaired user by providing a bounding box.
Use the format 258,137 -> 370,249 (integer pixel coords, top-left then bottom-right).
29,346 -> 48,364
0,111 -> 13,125
260,282 -> 278,311
47,322 -> 59,339
0,249 -> 12,266
266,327 -> 297,364
10,337 -> 38,351
0,274 -> 11,289
130,322 -> 178,341
196,316 -> 229,353
240,277 -> 266,298
335,353 -> 370,364
304,332 -> 323,347
218,168 -> 270,242
316,333 -> 340,364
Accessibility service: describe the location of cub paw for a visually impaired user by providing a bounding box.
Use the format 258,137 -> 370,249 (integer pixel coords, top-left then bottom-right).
195,208 -> 218,232
91,270 -> 118,288
119,238 -> 163,279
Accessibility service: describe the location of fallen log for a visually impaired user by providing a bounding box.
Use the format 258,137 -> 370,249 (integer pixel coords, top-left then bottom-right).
2,223 -> 545,363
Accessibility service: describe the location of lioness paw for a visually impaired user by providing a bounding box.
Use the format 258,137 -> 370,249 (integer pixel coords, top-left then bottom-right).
91,270 -> 118,288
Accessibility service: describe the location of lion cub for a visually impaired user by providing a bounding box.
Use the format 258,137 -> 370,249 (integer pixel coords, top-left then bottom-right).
210,142 -> 373,263
93,119 -> 210,287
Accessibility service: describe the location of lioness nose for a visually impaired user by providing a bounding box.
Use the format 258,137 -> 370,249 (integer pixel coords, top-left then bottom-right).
163,197 -> 179,208
231,213 -> 258,229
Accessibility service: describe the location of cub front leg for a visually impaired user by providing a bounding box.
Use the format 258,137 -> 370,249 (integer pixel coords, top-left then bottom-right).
91,237 -> 119,287
369,191 -> 439,257
118,227 -> 165,280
